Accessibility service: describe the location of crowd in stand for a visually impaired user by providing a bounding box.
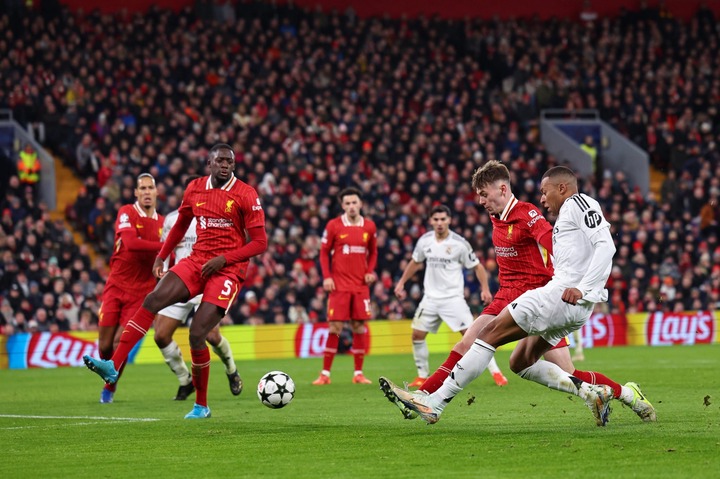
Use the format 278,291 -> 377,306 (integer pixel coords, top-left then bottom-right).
1,2 -> 719,335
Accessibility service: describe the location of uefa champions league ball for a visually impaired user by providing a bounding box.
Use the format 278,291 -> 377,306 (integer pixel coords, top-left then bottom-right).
257,371 -> 295,409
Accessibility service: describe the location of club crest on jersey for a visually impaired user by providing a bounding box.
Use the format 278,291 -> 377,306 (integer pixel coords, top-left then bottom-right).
225,200 -> 234,213
363,232 -> 369,242
507,225 -> 513,239
446,246 -> 452,254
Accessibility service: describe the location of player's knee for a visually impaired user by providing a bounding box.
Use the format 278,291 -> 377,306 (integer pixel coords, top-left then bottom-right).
154,331 -> 169,348
205,330 -> 221,346
188,330 -> 206,349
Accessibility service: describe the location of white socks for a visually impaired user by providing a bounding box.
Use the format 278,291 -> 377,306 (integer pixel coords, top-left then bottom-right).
211,336 -> 237,374
160,341 -> 191,385
434,340 -> 496,405
412,339 -> 430,378
518,359 -> 592,399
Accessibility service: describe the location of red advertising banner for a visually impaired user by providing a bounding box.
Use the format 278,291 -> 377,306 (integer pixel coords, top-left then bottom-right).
577,313 -> 627,348
645,311 -> 717,346
294,323 -> 373,358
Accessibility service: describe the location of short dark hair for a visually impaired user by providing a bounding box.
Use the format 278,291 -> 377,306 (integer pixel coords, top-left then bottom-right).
209,143 -> 234,158
338,187 -> 362,203
430,204 -> 451,218
542,166 -> 577,185
471,160 -> 510,191
136,173 -> 155,187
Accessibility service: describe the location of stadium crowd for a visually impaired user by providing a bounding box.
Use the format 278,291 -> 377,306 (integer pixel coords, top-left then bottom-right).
1,1 -> 719,335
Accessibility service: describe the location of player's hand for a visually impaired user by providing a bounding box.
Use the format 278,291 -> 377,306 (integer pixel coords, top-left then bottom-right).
561,287 -> 583,305
202,255 -> 227,277
364,272 -> 377,285
323,278 -> 335,292
480,290 -> 492,304
394,283 -> 407,300
153,257 -> 165,279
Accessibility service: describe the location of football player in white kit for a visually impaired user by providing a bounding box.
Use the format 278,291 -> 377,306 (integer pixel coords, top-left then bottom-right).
394,204 -> 507,388
391,166 -> 624,426
154,177 -> 243,400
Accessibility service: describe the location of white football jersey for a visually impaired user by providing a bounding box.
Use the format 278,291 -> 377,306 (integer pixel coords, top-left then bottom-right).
550,193 -> 614,303
161,209 -> 198,268
412,230 -> 479,300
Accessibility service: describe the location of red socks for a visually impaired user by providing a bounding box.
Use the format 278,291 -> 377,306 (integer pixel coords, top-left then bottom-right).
572,369 -> 622,399
111,307 -> 155,370
191,347 -> 211,407
322,333 -> 339,372
352,331 -> 366,372
420,350 -> 463,393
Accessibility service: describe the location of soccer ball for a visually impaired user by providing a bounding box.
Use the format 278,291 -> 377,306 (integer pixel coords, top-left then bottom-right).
257,371 -> 295,409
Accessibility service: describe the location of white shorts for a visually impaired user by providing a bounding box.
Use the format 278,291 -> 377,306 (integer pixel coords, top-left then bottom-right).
508,283 -> 593,346
411,296 -> 473,333
157,294 -> 202,322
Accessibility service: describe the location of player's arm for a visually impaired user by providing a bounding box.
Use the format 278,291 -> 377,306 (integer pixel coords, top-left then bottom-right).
473,262 -> 493,304
364,223 -> 378,284
218,225 -> 268,267
528,210 -> 554,255
394,259 -> 424,300
572,226 -> 615,302
563,203 -> 615,305
118,229 -> 162,252
155,206 -> 193,278
319,223 -> 335,291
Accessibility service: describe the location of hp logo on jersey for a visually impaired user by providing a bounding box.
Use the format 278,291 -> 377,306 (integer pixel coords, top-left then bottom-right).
584,210 -> 602,228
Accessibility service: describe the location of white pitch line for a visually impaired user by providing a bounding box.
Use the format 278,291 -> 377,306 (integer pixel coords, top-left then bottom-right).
0,414 -> 159,422
1,421 -> 124,430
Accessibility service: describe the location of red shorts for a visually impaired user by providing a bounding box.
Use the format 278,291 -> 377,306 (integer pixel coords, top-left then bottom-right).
99,283 -> 147,328
171,257 -> 242,312
327,290 -> 372,321
482,286 -> 567,349
481,287 -> 527,316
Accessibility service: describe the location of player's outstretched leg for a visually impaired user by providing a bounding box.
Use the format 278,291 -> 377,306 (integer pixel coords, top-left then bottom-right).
378,377 -> 418,420
83,355 -> 119,384
624,382 -> 657,422
392,387 -> 443,425
582,384 -> 614,426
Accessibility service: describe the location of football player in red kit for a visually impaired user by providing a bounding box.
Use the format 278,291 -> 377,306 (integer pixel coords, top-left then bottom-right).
96,173 -> 163,404
313,187 -> 378,385
85,144 -> 267,418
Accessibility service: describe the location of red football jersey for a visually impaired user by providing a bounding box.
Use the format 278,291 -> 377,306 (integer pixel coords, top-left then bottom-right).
177,175 -> 265,280
491,196 -> 553,289
320,214 -> 378,293
107,202 -> 163,291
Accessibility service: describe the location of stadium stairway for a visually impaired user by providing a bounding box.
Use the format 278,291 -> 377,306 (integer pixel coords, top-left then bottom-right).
649,165 -> 665,198
48,156 -> 97,263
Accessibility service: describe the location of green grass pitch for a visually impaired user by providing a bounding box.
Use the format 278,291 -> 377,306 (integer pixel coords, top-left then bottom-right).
1,345 -> 718,478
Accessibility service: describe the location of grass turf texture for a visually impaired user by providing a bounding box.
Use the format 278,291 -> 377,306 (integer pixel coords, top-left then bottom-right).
1,345 -> 718,478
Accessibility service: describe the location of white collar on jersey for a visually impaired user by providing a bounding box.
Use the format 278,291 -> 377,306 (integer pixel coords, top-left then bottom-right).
498,195 -> 518,221
205,175 -> 237,191
341,213 -> 364,227
133,201 -> 158,220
